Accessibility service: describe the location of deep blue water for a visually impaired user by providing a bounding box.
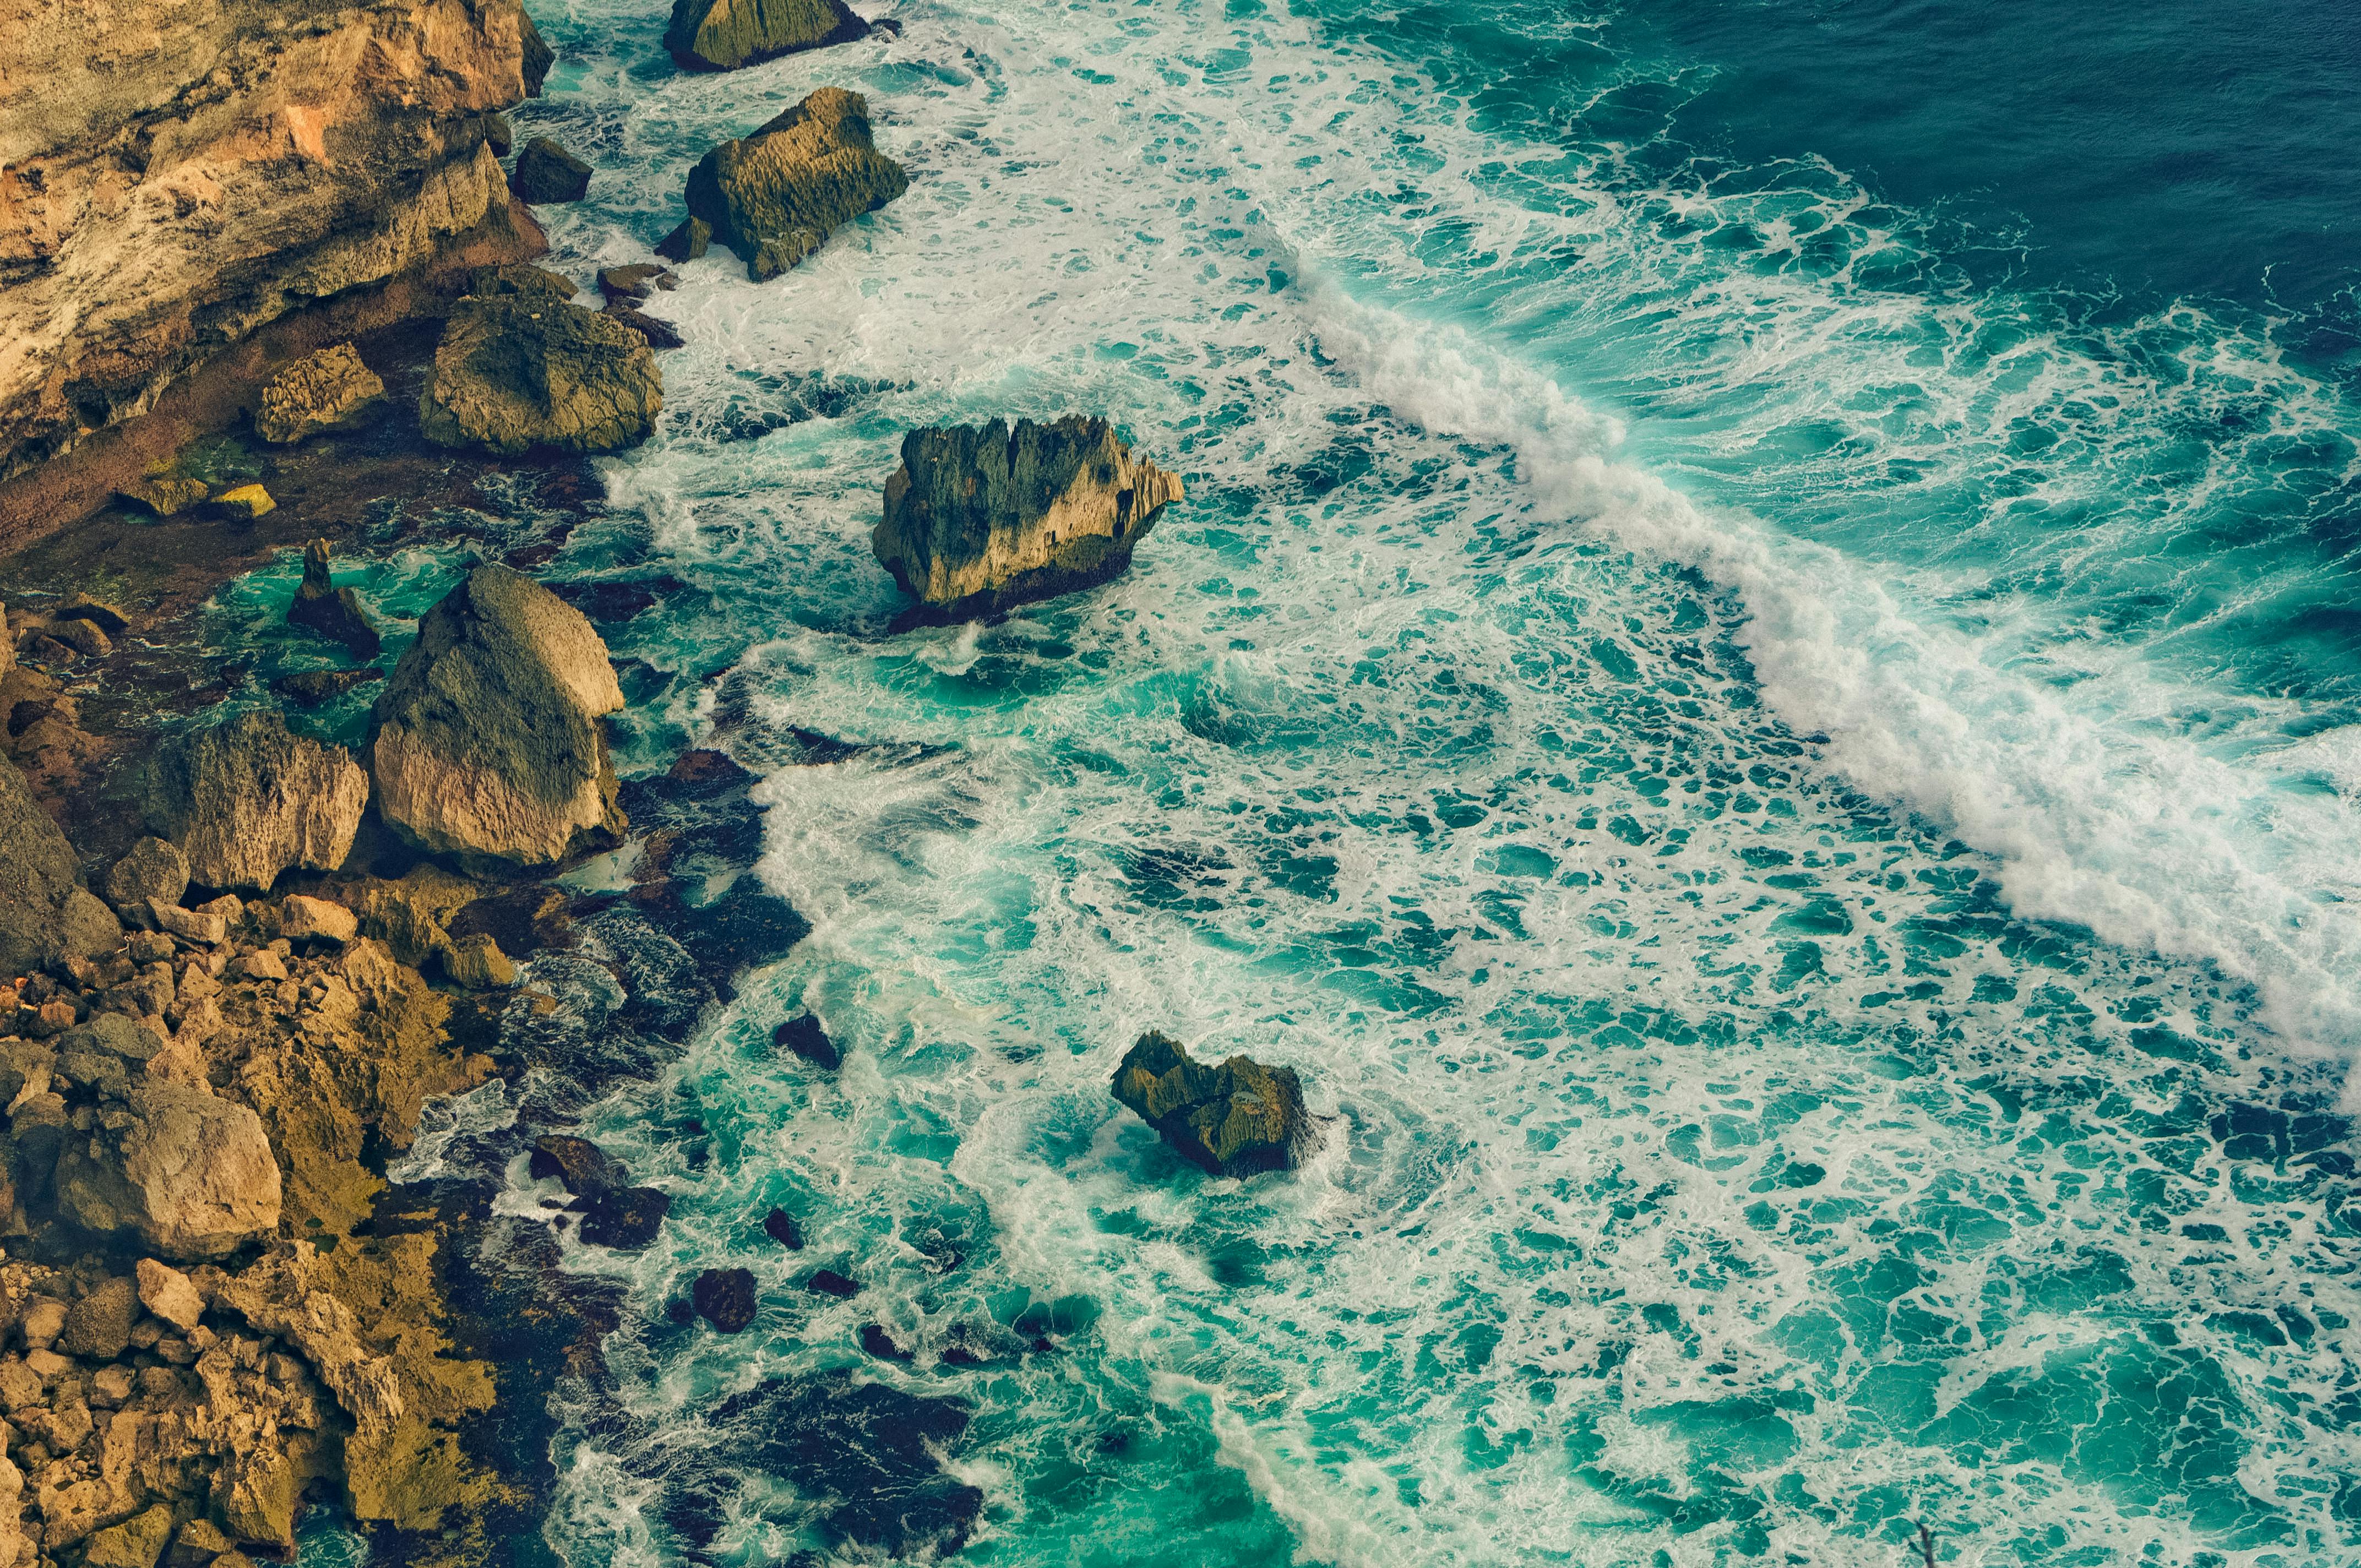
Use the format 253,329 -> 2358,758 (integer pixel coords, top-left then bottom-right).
250,0 -> 2361,1561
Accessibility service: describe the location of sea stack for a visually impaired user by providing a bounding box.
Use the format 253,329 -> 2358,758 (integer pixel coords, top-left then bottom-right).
1109,1032 -> 1315,1178
872,416 -> 1184,622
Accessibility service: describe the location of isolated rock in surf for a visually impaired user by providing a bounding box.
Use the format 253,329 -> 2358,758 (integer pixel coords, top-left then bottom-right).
369,563 -> 628,869
418,292 -> 663,454
289,537 -> 383,660
873,416 -> 1184,622
147,710 -> 371,892
665,0 -> 870,71
1109,1031 -> 1315,1178
663,88 -> 907,281
254,344 -> 385,444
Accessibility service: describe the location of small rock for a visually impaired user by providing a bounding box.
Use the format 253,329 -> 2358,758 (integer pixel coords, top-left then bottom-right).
577,1185 -> 671,1248
56,593 -> 132,636
154,905 -> 227,946
804,1268 -> 859,1299
232,949 -> 287,981
529,1135 -> 629,1196
512,137 -> 592,204
47,617 -> 111,657
212,483 -> 276,520
88,1364 -> 134,1407
280,895 -> 357,945
444,931 -> 516,989
271,668 -> 385,707
82,1502 -> 173,1568
690,1266 -> 757,1332
135,1257 -> 205,1332
483,111 -> 515,157
106,837 -> 189,914
1109,1031 -> 1317,1178
655,214 -> 712,262
193,892 -> 246,922
761,1206 -> 803,1249
24,1347 -> 68,1376
287,537 -> 382,660
0,1359 -> 39,1410
254,344 -> 385,443
597,264 -> 678,301
117,476 -> 209,516
61,1276 -> 138,1358
605,303 -> 684,350
859,1322 -> 911,1361
772,1012 -> 839,1069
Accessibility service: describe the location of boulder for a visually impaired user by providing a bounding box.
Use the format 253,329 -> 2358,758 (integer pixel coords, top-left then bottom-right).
287,538 -> 383,660
368,564 -> 629,868
271,668 -> 384,707
771,1012 -> 839,1069
804,1268 -> 858,1298
417,294 -> 662,454
444,931 -> 516,988
654,214 -> 712,263
873,416 -> 1183,622
0,750 -> 121,978
511,137 -> 592,204
606,303 -> 684,350
280,895 -> 358,945
1109,1031 -> 1315,1178
53,1082 -> 283,1258
135,1257 -> 206,1332
253,344 -> 385,443
674,88 -> 907,282
664,0 -> 869,72
57,592 -> 132,636
485,111 -> 515,157
214,483 -> 276,519
530,1135 -> 628,1196
577,1185 -> 670,1248
48,616 -> 111,657
60,1276 -> 137,1358
82,1504 -> 173,1568
761,1206 -> 803,1249
105,836 -> 189,914
597,264 -> 677,302
690,1266 -> 757,1332
148,710 -> 369,892
118,476 -> 209,516
523,8 -> 554,93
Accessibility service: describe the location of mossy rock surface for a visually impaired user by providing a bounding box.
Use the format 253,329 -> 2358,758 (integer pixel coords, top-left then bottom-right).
682,88 -> 907,281
665,0 -> 869,71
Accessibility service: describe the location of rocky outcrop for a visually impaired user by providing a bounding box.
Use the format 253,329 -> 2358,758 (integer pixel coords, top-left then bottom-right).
148,711 -> 369,892
873,416 -> 1184,622
665,88 -> 908,281
664,0 -> 872,72
369,564 -> 629,868
512,138 -> 592,205
53,1081 -> 283,1257
1109,1032 -> 1316,1178
0,0 -> 551,480
417,292 -> 663,454
287,537 -> 383,660
253,344 -> 384,443
0,751 -> 121,978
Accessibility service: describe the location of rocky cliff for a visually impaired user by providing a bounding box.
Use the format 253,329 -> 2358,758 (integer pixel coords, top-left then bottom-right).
0,0 -> 553,483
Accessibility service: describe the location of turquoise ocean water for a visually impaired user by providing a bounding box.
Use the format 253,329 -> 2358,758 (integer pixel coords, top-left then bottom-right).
322,0 -> 2361,1561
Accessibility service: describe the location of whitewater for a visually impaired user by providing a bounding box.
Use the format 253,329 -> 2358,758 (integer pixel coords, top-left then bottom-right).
330,0 -> 2361,1561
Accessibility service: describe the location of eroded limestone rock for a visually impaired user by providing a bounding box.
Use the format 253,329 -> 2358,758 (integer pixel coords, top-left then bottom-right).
670,88 -> 907,281
53,1082 -> 284,1257
873,415 -> 1184,622
148,711 -> 369,892
664,0 -> 869,71
287,538 -> 383,661
254,344 -> 385,444
1109,1031 -> 1316,1178
418,293 -> 663,454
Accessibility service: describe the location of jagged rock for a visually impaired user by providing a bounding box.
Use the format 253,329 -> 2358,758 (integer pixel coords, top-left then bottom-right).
287,538 -> 383,660
677,88 -> 907,282
530,1135 -> 628,1195
83,1503 -> 173,1568
485,111 -> 515,156
664,0 -> 869,71
606,303 -> 684,350
254,344 -> 385,443
117,476 -> 210,516
578,1185 -> 670,1248
369,564 -> 629,868
511,137 -> 592,203
148,710 -> 369,892
53,1082 -> 283,1257
271,667 -> 385,707
761,1206 -> 803,1248
597,264 -> 677,301
1109,1031 -> 1315,1178
771,1012 -> 839,1069
445,932 -> 516,988
281,895 -> 358,945
350,865 -> 477,970
655,215 -> 712,262
418,293 -> 663,454
136,1257 -> 206,1332
214,482 -> 276,519
692,1266 -> 757,1332
61,1276 -> 137,1358
873,416 -> 1184,622
523,7 -> 553,92
470,262 -> 578,301
105,836 -> 189,914
48,616 -> 112,657
0,750 -> 121,977
57,592 -> 132,635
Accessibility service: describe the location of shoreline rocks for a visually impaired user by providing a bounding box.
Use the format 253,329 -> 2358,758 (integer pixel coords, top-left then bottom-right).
369,563 -> 629,869
664,0 -> 873,71
0,752 -> 122,977
287,537 -> 384,661
512,138 -> 595,205
254,345 -> 386,445
418,288 -> 665,455
146,711 -> 371,893
662,88 -> 908,281
873,416 -> 1184,622
1110,1031 -> 1316,1178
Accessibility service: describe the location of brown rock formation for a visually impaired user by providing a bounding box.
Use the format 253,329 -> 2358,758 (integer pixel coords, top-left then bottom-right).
873,416 -> 1185,622
253,344 -> 384,443
0,0 -> 554,482
1110,1031 -> 1317,1178
668,87 -> 909,281
417,293 -> 664,454
664,0 -> 872,72
146,711 -> 370,892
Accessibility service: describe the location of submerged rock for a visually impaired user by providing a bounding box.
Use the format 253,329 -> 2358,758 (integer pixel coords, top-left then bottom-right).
804,1268 -> 858,1298
272,667 -> 384,707
287,537 -> 383,660
148,710 -> 369,892
530,1135 -> 629,1196
0,751 -> 122,977
578,1185 -> 672,1248
254,344 -> 385,443
1109,1031 -> 1316,1178
418,292 -> 663,454
511,136 -> 593,204
692,1266 -> 758,1332
873,415 -> 1184,622
761,1206 -> 803,1248
674,88 -> 907,282
771,1012 -> 839,1069
53,1082 -> 284,1258
664,0 -> 869,71
369,563 -> 629,868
